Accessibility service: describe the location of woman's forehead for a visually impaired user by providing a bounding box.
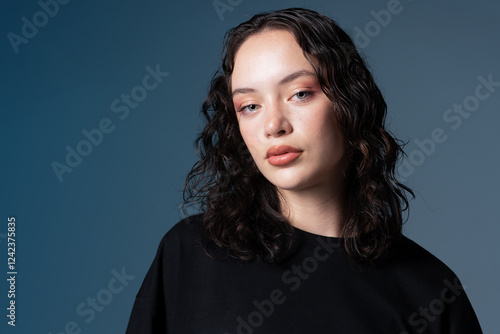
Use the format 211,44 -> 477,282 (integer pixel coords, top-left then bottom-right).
231,30 -> 316,89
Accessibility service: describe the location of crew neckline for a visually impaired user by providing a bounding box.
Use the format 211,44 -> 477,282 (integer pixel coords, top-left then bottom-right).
291,225 -> 345,253
292,225 -> 344,241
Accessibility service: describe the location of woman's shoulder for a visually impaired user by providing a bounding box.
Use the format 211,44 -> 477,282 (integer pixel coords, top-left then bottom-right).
396,235 -> 455,272
164,213 -> 204,238
156,213 -> 205,252
386,234 -> 467,292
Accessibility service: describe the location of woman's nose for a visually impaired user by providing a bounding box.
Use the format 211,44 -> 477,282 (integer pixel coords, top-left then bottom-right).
264,102 -> 292,138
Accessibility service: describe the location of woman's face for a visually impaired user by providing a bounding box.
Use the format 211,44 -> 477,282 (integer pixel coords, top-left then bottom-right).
231,29 -> 346,194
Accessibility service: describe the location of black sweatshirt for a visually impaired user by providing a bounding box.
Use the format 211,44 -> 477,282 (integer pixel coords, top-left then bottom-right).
125,214 -> 482,333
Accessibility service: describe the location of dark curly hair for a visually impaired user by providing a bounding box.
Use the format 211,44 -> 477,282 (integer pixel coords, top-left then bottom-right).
182,7 -> 414,264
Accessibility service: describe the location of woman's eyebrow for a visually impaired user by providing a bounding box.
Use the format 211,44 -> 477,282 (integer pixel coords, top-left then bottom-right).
231,70 -> 317,97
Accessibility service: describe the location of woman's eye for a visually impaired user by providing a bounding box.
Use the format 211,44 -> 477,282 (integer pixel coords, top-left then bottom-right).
239,104 -> 259,113
294,91 -> 312,100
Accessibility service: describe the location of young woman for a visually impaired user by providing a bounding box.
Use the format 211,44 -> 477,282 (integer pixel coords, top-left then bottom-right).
126,8 -> 482,333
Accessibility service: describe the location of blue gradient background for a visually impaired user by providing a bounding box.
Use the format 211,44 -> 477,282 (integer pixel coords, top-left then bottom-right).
1,0 -> 498,333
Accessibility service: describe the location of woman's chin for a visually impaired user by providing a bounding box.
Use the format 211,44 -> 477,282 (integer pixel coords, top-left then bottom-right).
268,178 -> 311,192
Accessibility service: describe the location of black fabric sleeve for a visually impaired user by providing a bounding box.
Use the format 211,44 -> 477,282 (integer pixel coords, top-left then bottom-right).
445,275 -> 483,333
125,234 -> 170,334
399,238 -> 483,333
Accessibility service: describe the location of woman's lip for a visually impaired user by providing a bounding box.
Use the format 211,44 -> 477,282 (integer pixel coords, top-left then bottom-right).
265,145 -> 302,166
265,145 -> 302,159
267,151 -> 302,166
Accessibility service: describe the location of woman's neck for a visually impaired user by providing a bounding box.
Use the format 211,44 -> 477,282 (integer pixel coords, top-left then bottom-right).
278,182 -> 346,238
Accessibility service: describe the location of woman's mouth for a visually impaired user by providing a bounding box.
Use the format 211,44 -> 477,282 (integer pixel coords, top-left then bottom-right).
266,145 -> 302,166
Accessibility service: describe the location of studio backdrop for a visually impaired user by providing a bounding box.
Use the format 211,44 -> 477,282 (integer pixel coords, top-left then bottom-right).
0,0 -> 498,333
